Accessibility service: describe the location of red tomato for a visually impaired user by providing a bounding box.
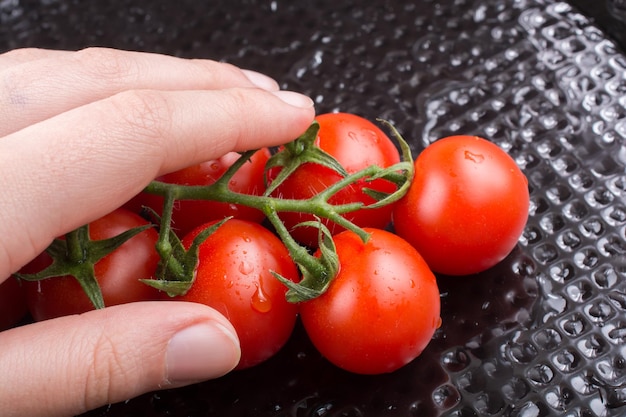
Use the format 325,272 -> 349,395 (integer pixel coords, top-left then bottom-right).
299,228 -> 441,375
22,208 -> 161,321
125,149 -> 271,237
268,113 -> 400,247
174,219 -> 300,370
393,135 -> 530,276
0,277 -> 28,330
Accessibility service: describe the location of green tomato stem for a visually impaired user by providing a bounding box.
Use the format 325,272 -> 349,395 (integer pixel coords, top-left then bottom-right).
141,120 -> 414,300
65,226 -> 88,263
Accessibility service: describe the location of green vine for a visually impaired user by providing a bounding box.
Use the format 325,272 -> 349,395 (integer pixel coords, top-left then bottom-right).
144,119 -> 414,302
16,119 -> 414,306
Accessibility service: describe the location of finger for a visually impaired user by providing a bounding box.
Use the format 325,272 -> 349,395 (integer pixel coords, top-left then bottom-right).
0,47 -> 280,136
0,48 -> 74,71
0,301 -> 241,417
0,87 -> 314,278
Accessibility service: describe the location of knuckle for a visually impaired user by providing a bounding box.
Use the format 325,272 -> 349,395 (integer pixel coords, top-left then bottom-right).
82,329 -> 134,409
220,88 -> 253,122
0,47 -> 43,62
193,60 -> 245,82
107,89 -> 173,144
72,47 -> 139,84
216,88 -> 261,149
187,60 -> 261,91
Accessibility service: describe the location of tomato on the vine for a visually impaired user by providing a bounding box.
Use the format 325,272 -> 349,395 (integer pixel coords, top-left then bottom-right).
267,113 -> 400,247
21,208 -> 161,321
173,219 -> 300,370
0,277 -> 28,330
393,135 -> 530,276
126,149 -> 271,237
299,228 -> 441,375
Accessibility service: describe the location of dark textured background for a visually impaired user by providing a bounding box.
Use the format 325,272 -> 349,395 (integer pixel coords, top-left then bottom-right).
2,1 -> 626,416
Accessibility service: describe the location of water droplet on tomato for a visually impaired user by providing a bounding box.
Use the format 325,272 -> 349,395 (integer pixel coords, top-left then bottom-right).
464,150 -> 485,163
238,260 -> 254,275
364,129 -> 380,143
251,283 -> 272,313
347,131 -> 358,140
210,162 -> 220,171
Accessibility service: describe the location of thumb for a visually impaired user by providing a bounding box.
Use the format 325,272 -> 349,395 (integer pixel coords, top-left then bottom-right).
0,301 -> 240,417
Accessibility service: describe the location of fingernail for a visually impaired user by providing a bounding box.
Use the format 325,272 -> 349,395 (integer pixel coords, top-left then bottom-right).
242,69 -> 279,91
166,321 -> 241,384
273,90 -> 315,108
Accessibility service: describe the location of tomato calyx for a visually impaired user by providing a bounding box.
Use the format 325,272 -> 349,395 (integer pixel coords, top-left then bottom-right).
270,219 -> 340,302
141,214 -> 230,297
263,121 -> 348,195
357,119 -> 415,208
141,119 -> 414,302
24,119 -> 412,304
14,223 -> 152,309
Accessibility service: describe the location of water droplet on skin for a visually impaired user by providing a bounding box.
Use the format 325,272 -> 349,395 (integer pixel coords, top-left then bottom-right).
210,162 -> 220,171
347,131 -> 358,140
251,283 -> 272,313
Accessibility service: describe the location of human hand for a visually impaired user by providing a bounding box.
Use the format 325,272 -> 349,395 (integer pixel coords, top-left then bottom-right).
0,47 -> 314,417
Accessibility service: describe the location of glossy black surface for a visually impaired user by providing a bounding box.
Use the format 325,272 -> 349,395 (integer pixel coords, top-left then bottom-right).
2,1 -> 626,416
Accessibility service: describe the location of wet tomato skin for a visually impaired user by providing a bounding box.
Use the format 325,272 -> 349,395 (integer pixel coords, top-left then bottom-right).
393,135 -> 530,276
268,113 -> 400,247
299,228 -> 441,375
173,219 -> 300,370
0,277 -> 28,330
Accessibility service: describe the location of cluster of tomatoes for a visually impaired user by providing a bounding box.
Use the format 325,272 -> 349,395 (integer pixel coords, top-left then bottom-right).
2,112 -> 530,375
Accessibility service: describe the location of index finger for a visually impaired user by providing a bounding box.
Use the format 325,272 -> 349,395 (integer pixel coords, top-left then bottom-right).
0,47 -> 71,71
0,86 -> 314,280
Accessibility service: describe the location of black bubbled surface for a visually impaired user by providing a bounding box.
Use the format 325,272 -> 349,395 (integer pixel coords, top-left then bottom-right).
3,0 -> 626,416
